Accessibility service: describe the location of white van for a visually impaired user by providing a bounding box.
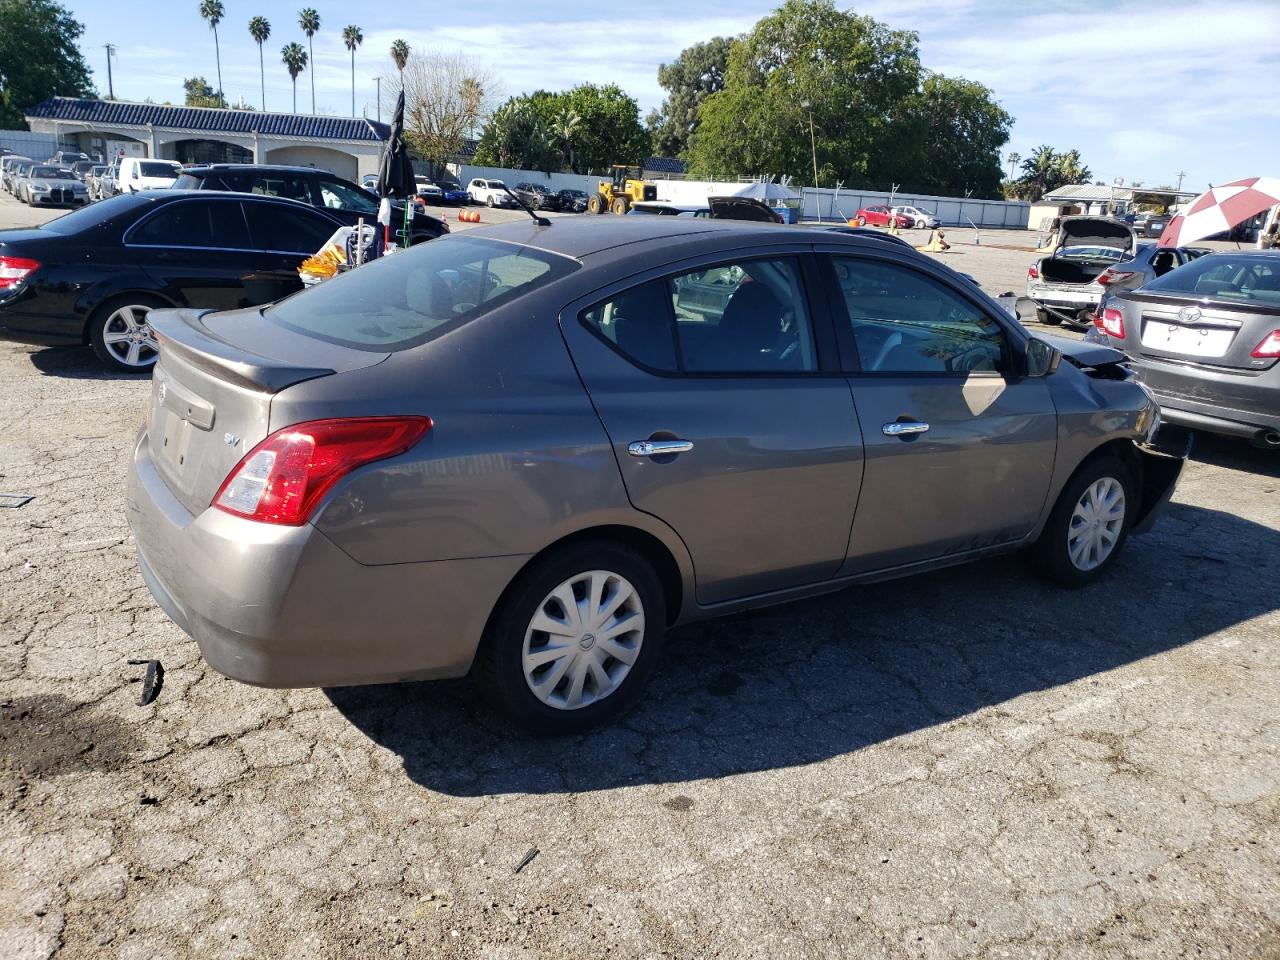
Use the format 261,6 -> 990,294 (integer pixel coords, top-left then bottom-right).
117,158 -> 181,193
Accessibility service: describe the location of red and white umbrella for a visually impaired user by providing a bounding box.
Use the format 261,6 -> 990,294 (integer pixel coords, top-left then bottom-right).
1159,177 -> 1280,248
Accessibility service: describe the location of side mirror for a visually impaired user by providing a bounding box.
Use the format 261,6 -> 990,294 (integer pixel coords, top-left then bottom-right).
1024,337 -> 1061,378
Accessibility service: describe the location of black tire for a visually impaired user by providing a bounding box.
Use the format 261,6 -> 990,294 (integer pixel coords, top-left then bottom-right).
473,540 -> 666,735
1035,308 -> 1062,326
610,196 -> 630,215
587,192 -> 608,215
1029,455 -> 1136,587
88,294 -> 167,373
855,216 -> 866,227
485,195 -> 494,208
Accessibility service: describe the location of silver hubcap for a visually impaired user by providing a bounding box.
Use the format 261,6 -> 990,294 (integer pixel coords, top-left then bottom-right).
522,570 -> 645,711
1068,477 -> 1126,571
102,305 -> 159,368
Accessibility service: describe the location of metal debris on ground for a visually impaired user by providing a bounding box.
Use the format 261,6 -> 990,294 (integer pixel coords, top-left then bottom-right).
0,494 -> 34,508
127,659 -> 164,706
513,848 -> 539,874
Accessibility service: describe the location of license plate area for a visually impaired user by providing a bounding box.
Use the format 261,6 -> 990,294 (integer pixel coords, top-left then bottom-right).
156,408 -> 195,475
1140,320 -> 1234,358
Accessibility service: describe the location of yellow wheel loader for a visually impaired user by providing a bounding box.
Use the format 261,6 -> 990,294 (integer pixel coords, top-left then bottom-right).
587,165 -> 658,215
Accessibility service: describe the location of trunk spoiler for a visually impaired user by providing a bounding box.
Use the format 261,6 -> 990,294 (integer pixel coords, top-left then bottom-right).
150,308 -> 335,393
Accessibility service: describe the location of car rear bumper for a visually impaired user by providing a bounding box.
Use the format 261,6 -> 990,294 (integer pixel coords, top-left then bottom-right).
1131,357 -> 1280,440
125,429 -> 529,688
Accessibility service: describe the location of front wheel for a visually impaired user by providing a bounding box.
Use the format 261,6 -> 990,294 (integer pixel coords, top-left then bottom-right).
485,195 -> 494,208
1029,456 -> 1136,587
473,541 -> 666,735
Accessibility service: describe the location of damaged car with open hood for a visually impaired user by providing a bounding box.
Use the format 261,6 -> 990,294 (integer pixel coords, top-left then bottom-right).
1026,216 -> 1136,328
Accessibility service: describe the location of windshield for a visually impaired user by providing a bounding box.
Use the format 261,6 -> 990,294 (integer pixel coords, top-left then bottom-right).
1142,254 -> 1280,304
32,167 -> 74,179
267,236 -> 580,351
140,162 -> 179,179
486,180 -> 505,188
1058,245 -> 1126,262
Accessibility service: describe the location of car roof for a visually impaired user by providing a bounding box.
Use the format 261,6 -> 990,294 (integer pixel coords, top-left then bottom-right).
180,163 -> 328,176
461,214 -> 927,261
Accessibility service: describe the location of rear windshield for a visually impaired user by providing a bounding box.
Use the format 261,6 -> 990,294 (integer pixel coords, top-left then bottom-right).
140,162 -> 179,179
1143,254 -> 1280,303
266,236 -> 580,351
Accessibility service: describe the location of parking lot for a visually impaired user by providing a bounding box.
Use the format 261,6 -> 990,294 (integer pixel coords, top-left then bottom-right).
1,190 -> 1277,960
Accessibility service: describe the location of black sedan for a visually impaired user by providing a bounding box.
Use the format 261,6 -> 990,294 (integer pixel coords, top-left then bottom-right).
0,191 -> 343,372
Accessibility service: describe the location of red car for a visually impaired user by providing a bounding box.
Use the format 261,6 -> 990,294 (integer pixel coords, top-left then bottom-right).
851,205 -> 912,229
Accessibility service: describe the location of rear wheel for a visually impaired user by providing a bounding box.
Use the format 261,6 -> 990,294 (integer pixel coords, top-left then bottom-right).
610,197 -> 631,215
1035,307 -> 1061,326
1030,456 -> 1135,587
474,541 -> 666,735
587,192 -> 608,215
89,295 -> 165,372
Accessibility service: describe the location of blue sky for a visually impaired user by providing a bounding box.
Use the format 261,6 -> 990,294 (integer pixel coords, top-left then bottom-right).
74,0 -> 1279,190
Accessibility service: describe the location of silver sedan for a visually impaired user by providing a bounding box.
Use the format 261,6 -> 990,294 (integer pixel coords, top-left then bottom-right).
126,218 -> 1188,733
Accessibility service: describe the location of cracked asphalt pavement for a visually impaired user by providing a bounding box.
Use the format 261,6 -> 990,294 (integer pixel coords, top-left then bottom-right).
1,198 -> 1278,959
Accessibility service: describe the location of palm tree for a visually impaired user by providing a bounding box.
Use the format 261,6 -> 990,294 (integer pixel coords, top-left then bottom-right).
390,39 -> 410,81
248,17 -> 271,111
281,42 -> 308,113
342,25 -> 363,117
1007,152 -> 1020,181
298,8 -> 321,113
198,0 -> 225,105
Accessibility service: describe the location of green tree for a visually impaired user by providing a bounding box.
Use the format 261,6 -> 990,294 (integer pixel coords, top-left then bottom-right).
0,0 -> 95,129
198,0 -> 224,103
686,0 -> 920,187
248,16 -> 271,111
390,39 -> 410,79
342,25 -> 363,117
647,36 -> 732,158
556,83 -> 647,173
183,76 -> 225,108
899,73 -> 1011,198
1011,145 -> 1093,200
281,42 -> 307,113
473,94 -> 560,172
298,8 -> 320,114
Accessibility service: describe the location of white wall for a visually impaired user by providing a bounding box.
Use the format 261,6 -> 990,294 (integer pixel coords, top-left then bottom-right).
264,146 -> 359,180
453,164 -> 599,193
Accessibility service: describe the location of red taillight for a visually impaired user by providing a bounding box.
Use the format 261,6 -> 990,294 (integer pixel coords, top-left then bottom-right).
212,416 -> 431,525
1096,270 -> 1135,287
0,255 -> 40,291
1027,265 -> 1039,279
1251,329 -> 1280,358
1100,307 -> 1126,339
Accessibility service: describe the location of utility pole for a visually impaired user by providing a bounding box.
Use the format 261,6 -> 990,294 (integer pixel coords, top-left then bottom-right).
1175,170 -> 1187,193
801,101 -> 818,188
374,78 -> 381,123
103,44 -> 116,99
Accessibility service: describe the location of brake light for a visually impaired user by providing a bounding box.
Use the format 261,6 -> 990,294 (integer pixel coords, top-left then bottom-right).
1027,265 -> 1038,279
0,255 -> 40,290
212,416 -> 431,525
1251,329 -> 1280,358
1100,307 -> 1126,339
1096,270 -> 1136,287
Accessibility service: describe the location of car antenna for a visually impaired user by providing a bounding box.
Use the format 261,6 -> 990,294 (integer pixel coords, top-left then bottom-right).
502,186 -> 550,227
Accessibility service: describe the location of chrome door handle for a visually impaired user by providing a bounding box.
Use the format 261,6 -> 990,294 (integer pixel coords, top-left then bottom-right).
628,439 -> 694,458
882,420 -> 929,437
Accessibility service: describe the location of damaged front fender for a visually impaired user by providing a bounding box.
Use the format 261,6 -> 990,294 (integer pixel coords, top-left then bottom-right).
1131,424 -> 1193,535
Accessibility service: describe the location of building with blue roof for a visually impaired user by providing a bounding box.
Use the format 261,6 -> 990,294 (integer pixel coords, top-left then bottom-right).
24,97 -> 389,181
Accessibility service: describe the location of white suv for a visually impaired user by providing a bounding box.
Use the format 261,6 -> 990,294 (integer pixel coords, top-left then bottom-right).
117,158 -> 182,193
467,178 -> 516,208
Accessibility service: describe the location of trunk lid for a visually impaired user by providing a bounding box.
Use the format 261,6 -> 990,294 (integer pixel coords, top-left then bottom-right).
1120,292 -> 1278,372
146,306 -> 388,515
1055,216 -> 1135,255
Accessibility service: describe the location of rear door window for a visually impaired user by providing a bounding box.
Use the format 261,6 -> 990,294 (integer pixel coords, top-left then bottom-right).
129,200 -> 251,249
266,236 -> 579,351
242,200 -> 335,253
580,257 -> 819,374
